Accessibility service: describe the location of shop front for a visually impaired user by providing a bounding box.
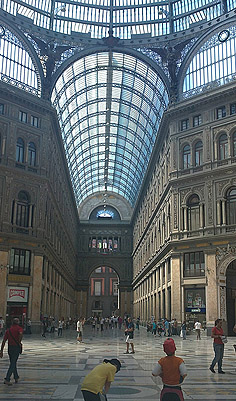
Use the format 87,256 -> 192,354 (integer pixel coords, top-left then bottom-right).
185,288 -> 206,330
6,286 -> 29,330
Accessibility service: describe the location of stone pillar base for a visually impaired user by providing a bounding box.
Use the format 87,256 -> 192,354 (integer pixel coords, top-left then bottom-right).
30,321 -> 42,334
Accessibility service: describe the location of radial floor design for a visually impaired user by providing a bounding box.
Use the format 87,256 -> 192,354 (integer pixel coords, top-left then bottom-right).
0,326 -> 235,400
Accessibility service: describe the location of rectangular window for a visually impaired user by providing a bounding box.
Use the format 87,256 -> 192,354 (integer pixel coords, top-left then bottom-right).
19,111 -> 27,123
9,248 -> 31,275
216,106 -> 226,119
113,281 -> 118,296
230,103 -> 236,115
0,104 -> 4,115
193,115 -> 202,127
181,119 -> 189,131
94,281 -> 101,296
31,115 -> 39,128
184,251 -> 205,277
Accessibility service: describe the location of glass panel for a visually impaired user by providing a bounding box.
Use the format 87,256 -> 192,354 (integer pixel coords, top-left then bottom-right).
52,51 -> 168,205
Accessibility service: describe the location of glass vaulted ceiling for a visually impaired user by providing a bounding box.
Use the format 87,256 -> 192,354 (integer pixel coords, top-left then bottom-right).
51,52 -> 169,206
2,0 -> 236,39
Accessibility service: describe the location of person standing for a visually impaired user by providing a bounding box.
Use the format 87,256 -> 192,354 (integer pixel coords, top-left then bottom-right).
58,320 -> 63,336
181,321 -> 187,340
77,318 -> 83,343
42,318 -> 47,338
0,316 -> 4,337
81,358 -> 121,401
152,338 -> 187,401
152,320 -> 157,337
0,318 -> 23,385
26,318 -> 32,335
194,319 -> 202,340
209,319 -> 225,374
125,317 -> 135,354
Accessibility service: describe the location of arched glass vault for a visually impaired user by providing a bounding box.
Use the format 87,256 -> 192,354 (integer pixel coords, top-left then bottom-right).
51,51 -> 169,206
2,0 -> 236,39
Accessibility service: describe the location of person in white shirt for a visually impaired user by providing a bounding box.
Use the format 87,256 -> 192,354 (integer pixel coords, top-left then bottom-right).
194,320 -> 202,340
77,318 -> 83,342
0,317 -> 4,337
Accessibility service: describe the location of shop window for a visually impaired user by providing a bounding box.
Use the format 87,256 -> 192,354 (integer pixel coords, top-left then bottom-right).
0,104 -> 4,114
181,119 -> 189,131
28,142 -> 36,166
31,115 -> 39,128
218,133 -> 229,160
183,144 -> 191,169
9,248 -> 31,275
193,115 -> 202,127
185,288 -> 206,311
226,187 -> 236,225
194,141 -> 203,166
230,103 -> 236,115
187,194 -> 200,231
216,106 -> 226,119
19,111 -> 27,123
184,252 -> 205,277
16,137 -> 24,163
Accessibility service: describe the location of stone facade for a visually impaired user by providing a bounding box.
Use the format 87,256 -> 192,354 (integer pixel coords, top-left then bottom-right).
132,82 -> 236,334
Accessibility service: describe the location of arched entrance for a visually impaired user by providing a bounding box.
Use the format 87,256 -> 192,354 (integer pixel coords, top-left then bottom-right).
87,266 -> 120,318
226,259 -> 236,335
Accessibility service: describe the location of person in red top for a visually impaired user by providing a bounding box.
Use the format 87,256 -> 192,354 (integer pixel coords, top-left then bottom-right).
209,318 -> 225,374
0,317 -> 23,385
152,338 -> 187,401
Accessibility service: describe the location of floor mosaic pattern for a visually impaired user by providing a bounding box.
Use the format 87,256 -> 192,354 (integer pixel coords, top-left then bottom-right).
0,326 -> 236,400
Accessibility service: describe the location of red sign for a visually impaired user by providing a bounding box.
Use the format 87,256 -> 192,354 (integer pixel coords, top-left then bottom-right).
9,289 -> 25,299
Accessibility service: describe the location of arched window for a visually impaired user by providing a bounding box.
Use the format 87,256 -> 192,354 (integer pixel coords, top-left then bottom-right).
12,191 -> 33,229
28,142 -> 36,166
226,188 -> 236,225
219,134 -> 228,160
187,194 -> 200,231
183,144 -> 191,169
16,138 -> 24,163
232,132 -> 236,157
194,141 -> 203,166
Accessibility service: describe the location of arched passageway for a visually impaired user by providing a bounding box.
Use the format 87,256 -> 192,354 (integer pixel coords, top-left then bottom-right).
226,259 -> 236,335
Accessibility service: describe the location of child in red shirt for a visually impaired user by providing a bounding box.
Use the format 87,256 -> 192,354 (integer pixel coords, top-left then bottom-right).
152,338 -> 187,401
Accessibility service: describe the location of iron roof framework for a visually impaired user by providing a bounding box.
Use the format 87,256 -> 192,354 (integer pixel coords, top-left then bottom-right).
51,51 -> 169,206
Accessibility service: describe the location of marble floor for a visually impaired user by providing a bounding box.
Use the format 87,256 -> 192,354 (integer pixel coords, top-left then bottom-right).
0,326 -> 236,401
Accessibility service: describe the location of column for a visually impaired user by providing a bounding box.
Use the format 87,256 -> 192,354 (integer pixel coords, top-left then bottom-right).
0,251 -> 8,319
205,251 -> 218,334
183,207 -> 188,231
31,254 -> 43,333
222,200 -> 226,225
217,200 -> 221,225
171,254 -> 182,322
200,203 -> 204,228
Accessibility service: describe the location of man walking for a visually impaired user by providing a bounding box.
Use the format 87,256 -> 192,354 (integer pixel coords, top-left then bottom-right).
125,317 -> 135,354
0,318 -> 23,385
194,319 -> 202,340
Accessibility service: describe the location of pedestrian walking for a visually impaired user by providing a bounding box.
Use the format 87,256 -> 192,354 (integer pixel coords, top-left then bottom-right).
152,338 -> 187,401
194,319 -> 202,340
209,319 -> 226,374
81,358 -> 121,401
125,317 -> 135,354
0,318 -> 23,385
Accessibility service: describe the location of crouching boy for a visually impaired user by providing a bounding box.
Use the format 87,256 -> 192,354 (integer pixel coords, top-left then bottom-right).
152,338 -> 187,401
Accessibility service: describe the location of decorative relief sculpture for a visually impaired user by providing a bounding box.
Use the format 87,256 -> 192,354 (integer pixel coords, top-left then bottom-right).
220,286 -> 226,321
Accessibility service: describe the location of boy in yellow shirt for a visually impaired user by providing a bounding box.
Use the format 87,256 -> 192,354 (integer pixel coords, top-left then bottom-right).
81,358 -> 121,400
152,338 -> 187,401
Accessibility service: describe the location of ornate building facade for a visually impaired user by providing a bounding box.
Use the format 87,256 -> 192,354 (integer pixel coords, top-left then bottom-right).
0,1 -> 236,334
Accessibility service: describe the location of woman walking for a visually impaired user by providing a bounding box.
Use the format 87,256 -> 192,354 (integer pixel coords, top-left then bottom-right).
209,319 -> 226,374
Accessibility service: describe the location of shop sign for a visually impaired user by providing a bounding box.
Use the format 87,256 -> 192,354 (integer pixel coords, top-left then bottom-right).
186,307 -> 206,313
7,287 -> 28,302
